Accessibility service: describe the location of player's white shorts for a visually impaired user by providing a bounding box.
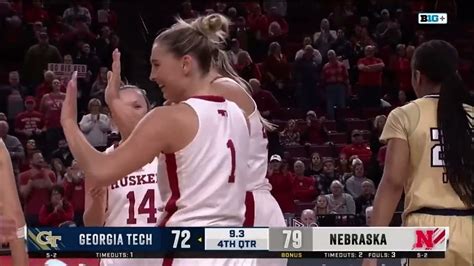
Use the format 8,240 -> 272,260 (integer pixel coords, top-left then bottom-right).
157,258 -> 256,266
245,190 -> 286,227
245,190 -> 287,266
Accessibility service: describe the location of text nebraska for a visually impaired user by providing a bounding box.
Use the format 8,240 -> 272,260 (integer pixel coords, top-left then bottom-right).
329,234 -> 387,245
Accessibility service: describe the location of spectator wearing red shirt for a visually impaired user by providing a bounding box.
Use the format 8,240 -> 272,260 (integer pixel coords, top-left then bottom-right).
264,42 -> 291,104
292,160 -> 317,202
35,71 -> 65,103
321,50 -> 350,119
19,139 -> 40,172
247,3 -> 269,40
357,45 -> 385,107
341,130 -> 372,166
63,160 -> 85,226
51,158 -> 67,184
235,51 -> 262,82
19,151 -> 56,226
301,111 -> 326,144
250,79 -> 279,119
268,155 -> 295,213
265,42 -> 290,83
247,3 -> 269,61
15,96 -> 45,144
390,44 -> 414,99
24,0 -> 49,24
40,79 -> 66,154
39,185 -> 74,227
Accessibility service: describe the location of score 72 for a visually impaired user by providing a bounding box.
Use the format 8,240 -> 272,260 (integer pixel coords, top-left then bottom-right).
171,230 -> 191,248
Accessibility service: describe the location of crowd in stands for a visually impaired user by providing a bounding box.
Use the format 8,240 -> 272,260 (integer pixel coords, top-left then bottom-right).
0,0 -> 118,228
0,0 -> 472,230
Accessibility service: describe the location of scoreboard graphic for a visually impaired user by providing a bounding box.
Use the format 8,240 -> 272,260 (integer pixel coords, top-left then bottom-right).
26,227 -> 448,259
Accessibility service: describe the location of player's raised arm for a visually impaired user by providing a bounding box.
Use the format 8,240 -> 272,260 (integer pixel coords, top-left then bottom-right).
104,49 -> 140,136
0,139 -> 28,266
60,72 -> 171,187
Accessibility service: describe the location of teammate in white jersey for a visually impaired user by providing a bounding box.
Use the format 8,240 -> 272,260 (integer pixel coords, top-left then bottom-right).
207,40 -> 287,266
0,139 -> 28,265
60,14 -> 255,266
83,84 -> 159,266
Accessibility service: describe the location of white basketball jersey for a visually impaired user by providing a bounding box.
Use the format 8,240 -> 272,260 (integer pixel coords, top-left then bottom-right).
213,77 -> 272,192
157,96 -> 249,227
104,146 -> 160,227
246,105 -> 272,191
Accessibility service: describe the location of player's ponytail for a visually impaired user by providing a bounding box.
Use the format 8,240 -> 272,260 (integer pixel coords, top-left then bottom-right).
213,49 -> 277,132
437,71 -> 473,207
413,40 -> 473,207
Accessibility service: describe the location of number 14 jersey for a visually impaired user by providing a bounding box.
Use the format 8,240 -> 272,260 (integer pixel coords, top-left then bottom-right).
104,145 -> 160,227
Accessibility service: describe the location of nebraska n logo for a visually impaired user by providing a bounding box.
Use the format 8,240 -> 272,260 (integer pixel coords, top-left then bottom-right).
413,228 -> 446,250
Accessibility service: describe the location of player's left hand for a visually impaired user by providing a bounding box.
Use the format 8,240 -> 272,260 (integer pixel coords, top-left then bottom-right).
60,71 -> 78,127
362,258 -> 377,266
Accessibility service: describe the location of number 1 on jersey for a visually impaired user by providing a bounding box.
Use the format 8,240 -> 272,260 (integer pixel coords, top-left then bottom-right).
227,139 -> 236,183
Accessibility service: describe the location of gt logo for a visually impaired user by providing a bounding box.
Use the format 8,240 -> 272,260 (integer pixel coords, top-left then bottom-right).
36,231 -> 62,248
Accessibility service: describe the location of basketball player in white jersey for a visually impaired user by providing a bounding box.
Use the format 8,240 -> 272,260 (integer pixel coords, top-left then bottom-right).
0,140 -> 28,265
83,84 -> 159,266
207,35 -> 287,266
60,14 -> 255,266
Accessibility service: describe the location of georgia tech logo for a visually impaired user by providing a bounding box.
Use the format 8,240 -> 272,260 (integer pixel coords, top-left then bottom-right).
36,231 -> 62,248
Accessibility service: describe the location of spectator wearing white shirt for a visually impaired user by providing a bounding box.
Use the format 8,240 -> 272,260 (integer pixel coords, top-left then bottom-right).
79,99 -> 110,151
295,37 -> 322,65
326,180 -> 355,214
345,159 -> 371,198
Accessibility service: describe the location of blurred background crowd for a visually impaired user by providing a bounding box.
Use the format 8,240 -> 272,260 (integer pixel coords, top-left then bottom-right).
0,0 -> 472,230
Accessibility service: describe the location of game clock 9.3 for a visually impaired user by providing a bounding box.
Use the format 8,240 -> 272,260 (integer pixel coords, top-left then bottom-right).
229,229 -> 245,238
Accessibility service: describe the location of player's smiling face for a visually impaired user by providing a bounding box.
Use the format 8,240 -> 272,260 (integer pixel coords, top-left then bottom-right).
149,42 -> 189,102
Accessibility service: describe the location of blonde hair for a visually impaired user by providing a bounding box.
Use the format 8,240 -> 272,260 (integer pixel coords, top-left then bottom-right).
88,98 -> 101,110
156,14 -> 276,131
154,13 -> 229,75
314,195 -> 329,215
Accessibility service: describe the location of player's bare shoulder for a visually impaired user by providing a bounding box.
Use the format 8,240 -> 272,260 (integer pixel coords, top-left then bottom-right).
149,104 -> 199,153
211,78 -> 254,115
